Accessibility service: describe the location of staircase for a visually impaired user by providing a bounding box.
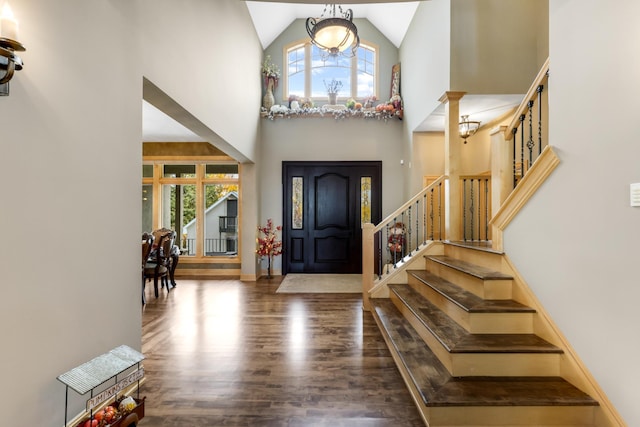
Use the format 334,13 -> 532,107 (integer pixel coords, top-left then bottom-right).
369,240 -> 599,426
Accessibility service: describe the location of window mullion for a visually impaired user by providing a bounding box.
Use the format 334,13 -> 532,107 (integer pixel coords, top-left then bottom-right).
351,55 -> 357,99
305,43 -> 311,98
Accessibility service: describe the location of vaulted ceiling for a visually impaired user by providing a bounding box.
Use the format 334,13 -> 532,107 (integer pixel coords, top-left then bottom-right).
143,1 -> 521,142
245,1 -> 423,49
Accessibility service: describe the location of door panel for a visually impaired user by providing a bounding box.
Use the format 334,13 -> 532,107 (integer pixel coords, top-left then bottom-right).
283,161 -> 381,274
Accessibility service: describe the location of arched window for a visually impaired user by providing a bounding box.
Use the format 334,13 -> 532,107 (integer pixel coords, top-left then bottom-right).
284,40 -> 378,102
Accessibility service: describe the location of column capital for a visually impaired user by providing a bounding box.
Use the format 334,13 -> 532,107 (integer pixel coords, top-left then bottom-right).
439,91 -> 466,104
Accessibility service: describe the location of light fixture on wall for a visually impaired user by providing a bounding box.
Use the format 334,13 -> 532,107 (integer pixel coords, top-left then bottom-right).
459,115 -> 481,143
306,4 -> 360,58
0,2 -> 25,96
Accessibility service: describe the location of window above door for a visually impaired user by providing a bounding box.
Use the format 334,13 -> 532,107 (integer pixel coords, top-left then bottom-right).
284,39 -> 378,102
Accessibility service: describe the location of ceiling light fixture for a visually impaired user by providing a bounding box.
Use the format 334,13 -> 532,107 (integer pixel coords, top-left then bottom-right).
306,4 -> 360,58
0,2 -> 25,96
459,115 -> 481,143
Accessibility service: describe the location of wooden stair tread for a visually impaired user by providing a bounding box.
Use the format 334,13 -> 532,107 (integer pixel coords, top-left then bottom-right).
371,299 -> 598,408
389,284 -> 560,354
408,270 -> 534,314
427,255 -> 513,280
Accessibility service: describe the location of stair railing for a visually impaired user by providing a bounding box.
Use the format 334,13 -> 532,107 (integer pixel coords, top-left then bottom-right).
461,174 -> 491,241
362,176 -> 447,310
504,57 -> 550,187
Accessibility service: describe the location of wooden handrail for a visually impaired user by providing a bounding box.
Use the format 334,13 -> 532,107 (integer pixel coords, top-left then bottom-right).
504,57 -> 550,141
372,175 -> 448,234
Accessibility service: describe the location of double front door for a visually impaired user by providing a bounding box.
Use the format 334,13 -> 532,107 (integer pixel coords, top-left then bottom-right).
282,161 -> 382,274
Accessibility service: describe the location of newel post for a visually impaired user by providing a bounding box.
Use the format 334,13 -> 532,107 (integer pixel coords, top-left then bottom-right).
490,125 -> 512,214
362,222 -> 375,312
439,91 -> 465,241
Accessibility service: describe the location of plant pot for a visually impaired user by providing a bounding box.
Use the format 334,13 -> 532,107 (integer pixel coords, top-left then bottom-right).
263,77 -> 276,110
328,93 -> 337,105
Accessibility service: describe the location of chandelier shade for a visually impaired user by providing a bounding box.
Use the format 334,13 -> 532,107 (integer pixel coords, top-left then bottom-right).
459,115 -> 481,143
306,5 -> 360,58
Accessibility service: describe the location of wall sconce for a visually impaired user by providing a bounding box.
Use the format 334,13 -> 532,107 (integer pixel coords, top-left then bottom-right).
0,2 -> 25,96
459,115 -> 481,143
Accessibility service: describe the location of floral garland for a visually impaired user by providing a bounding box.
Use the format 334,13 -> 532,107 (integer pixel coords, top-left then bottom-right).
262,105 -> 403,122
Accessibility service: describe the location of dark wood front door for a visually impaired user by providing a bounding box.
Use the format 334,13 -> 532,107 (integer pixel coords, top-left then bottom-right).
283,161 -> 382,274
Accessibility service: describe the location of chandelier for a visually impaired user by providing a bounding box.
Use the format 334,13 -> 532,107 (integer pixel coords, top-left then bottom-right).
459,115 -> 481,143
306,4 -> 360,58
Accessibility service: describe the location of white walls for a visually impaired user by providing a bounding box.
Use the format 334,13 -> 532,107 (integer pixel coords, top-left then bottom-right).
506,1 -> 640,425
137,0 -> 263,163
410,132 -> 445,194
264,18 -> 399,107
0,1 -> 141,425
450,0 -> 543,94
137,0 -> 263,280
400,0 -> 451,135
0,0 -> 264,424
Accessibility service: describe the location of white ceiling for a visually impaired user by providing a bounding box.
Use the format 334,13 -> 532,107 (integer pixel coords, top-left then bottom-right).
143,1 -> 522,142
245,1 -> 422,49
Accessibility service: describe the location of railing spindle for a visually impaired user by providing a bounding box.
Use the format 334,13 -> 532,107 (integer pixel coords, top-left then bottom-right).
537,84 -> 543,156
484,178 -> 489,240
512,128 -> 518,188
520,114 -> 526,181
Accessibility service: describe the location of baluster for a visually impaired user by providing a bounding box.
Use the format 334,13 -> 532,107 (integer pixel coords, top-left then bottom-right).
375,229 -> 380,278
407,205 -> 412,256
438,182 -> 443,240
400,212 -> 404,260
463,179 -> 467,241
512,128 -> 518,188
527,100 -> 535,169
415,199 -> 419,251
537,84 -> 544,156
477,179 -> 481,241
423,193 -> 428,242
429,189 -> 434,240
520,114 -> 526,181
484,178 -> 489,241
469,179 -> 475,240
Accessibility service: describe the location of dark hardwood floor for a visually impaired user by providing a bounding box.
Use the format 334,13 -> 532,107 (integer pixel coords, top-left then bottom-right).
138,278 -> 424,426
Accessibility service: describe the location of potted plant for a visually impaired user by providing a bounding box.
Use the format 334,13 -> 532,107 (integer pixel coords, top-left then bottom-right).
324,78 -> 343,105
261,55 -> 280,110
256,218 -> 282,279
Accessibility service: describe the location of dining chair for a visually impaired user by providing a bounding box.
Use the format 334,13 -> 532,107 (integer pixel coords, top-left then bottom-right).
141,232 -> 154,304
144,231 -> 171,299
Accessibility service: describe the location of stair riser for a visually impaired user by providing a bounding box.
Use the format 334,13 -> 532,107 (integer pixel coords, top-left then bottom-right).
469,312 -> 534,334
453,353 -> 560,377
444,244 -> 505,271
426,262 -> 512,299
407,275 -> 533,334
427,405 -> 595,426
391,293 -> 561,377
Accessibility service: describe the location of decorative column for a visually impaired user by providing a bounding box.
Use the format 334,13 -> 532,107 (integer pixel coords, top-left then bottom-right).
439,91 -> 465,242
